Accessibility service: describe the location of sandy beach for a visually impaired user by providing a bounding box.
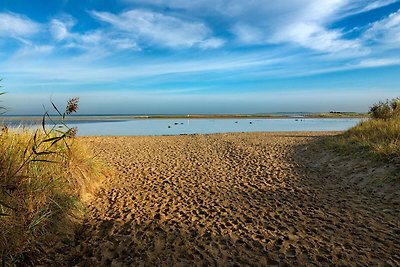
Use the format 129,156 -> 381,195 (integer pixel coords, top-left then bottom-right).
55,132 -> 399,266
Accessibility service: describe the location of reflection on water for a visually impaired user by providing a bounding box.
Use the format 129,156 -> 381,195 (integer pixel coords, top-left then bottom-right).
54,118 -> 364,136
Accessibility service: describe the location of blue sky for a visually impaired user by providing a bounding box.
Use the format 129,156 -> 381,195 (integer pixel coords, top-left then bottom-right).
0,0 -> 400,114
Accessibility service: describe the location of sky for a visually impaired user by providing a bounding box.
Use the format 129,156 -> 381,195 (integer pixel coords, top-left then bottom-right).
0,0 -> 400,115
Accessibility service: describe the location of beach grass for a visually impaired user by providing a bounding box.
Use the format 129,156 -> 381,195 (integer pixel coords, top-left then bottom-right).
324,98 -> 400,164
0,94 -> 110,265
0,128 -> 109,265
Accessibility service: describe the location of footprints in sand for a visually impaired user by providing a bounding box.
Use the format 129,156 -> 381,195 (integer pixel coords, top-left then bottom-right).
61,133 -> 400,266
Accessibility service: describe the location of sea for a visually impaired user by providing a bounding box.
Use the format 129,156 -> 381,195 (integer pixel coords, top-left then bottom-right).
1,115 -> 364,136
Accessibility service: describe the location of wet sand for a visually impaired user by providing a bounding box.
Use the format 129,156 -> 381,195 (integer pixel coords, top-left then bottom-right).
59,132 -> 399,266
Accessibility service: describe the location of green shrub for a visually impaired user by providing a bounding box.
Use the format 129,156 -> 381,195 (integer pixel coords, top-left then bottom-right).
391,98 -> 400,117
369,97 -> 400,120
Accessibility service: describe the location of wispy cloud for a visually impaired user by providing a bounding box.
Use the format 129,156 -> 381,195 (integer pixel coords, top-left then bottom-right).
270,22 -> 363,53
223,0 -> 365,54
363,9 -> 400,46
2,51 -> 285,85
121,0 -> 398,54
357,58 -> 400,68
12,45 -> 54,59
91,9 -> 224,49
121,1 -> 352,51
231,24 -> 264,44
49,16 -> 140,53
0,12 -> 40,39
273,56 -> 400,77
126,0 -> 398,17
363,0 -> 398,12
346,0 -> 399,15
49,16 -> 75,41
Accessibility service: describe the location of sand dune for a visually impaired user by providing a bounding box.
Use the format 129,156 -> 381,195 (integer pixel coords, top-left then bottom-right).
54,132 -> 399,266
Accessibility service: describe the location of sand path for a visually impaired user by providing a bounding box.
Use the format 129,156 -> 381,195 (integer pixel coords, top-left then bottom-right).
61,133 -> 399,266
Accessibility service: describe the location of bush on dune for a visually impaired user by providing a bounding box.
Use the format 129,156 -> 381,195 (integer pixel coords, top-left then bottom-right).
0,97 -> 108,265
369,97 -> 400,120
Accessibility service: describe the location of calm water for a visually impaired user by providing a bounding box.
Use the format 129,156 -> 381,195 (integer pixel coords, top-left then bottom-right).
54,118 -> 363,136
2,118 -> 363,136
2,118 -> 362,136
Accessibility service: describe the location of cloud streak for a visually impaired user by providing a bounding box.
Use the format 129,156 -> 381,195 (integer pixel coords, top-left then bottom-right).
363,9 -> 400,46
2,51 -> 286,85
0,12 -> 40,39
120,0 -> 399,54
49,17 -> 140,54
91,9 -> 224,49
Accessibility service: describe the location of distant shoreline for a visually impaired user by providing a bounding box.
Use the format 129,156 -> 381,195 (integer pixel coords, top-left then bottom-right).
0,113 -> 368,121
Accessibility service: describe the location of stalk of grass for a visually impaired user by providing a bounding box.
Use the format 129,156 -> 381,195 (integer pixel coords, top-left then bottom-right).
1,81 -> 6,115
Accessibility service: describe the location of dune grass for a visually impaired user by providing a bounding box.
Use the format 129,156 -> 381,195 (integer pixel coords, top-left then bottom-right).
0,96 -> 110,265
0,128 -> 109,265
325,118 -> 400,163
324,97 -> 400,164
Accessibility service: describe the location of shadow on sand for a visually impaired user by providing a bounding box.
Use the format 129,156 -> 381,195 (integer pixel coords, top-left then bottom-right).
52,134 -> 399,266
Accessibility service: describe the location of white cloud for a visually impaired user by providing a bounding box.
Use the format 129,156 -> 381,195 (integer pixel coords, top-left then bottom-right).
0,12 -> 40,38
363,10 -> 400,46
4,1 -> 396,55
121,0 -> 400,53
357,58 -> 400,67
224,0 -> 363,53
125,0 -> 399,16
49,17 -> 140,53
271,22 -> 362,53
91,9 -> 224,49
13,45 -> 54,58
346,0 -> 399,15
1,51 -> 284,85
108,38 -> 141,50
235,0 -> 363,53
199,38 -> 225,49
49,17 -> 75,41
363,0 -> 398,11
278,56 -> 400,77
121,1 -> 359,53
231,24 -> 264,44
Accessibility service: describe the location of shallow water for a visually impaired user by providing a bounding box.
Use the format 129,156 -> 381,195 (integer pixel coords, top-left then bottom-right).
65,118 -> 362,136
2,117 -> 363,136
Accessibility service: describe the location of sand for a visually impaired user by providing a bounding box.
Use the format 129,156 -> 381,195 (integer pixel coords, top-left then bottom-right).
54,132 -> 399,266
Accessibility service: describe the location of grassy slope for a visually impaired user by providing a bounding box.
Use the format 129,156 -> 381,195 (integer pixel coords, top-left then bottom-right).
324,117 -> 400,164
